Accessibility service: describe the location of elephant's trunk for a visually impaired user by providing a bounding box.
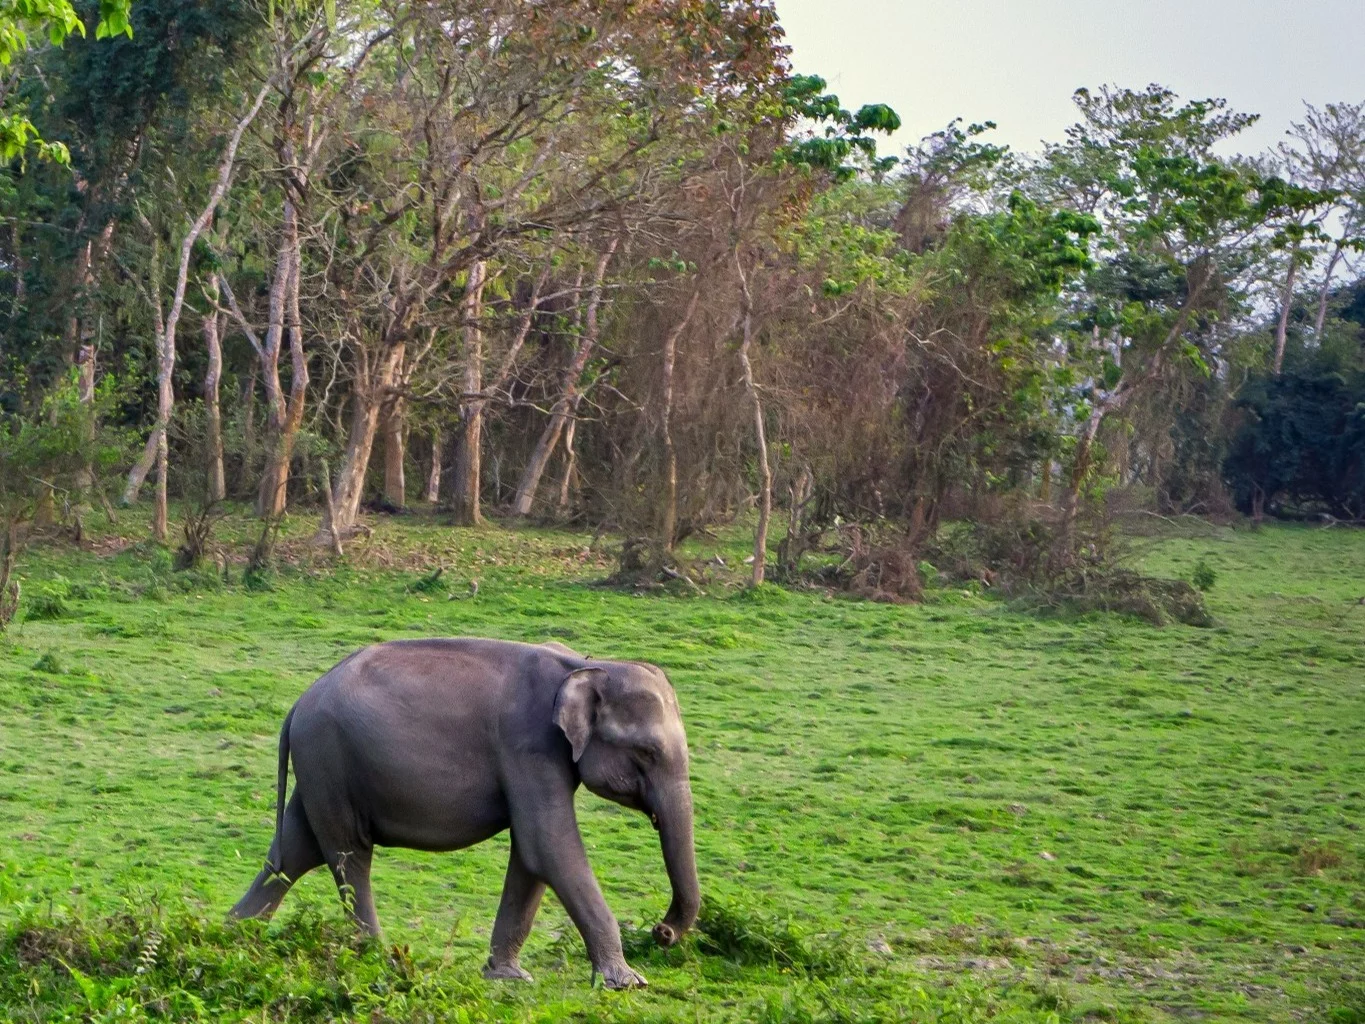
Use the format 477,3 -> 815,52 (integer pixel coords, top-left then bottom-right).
652,783 -> 700,947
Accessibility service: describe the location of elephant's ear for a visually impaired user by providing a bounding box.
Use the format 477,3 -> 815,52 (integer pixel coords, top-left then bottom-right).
554,667 -> 606,762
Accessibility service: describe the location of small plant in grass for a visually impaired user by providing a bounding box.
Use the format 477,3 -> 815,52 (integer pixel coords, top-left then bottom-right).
175,501 -> 226,571
1191,559 -> 1217,591
31,652 -> 65,674
1295,841 -> 1344,876
405,567 -> 449,595
24,587 -> 68,621
693,896 -> 857,977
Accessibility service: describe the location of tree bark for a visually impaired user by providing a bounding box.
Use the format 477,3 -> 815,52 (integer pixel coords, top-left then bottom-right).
557,395 -> 581,512
320,459 -> 343,557
512,240 -> 617,517
450,259 -> 488,525
240,362 -> 258,497
1272,249 -> 1299,376
1314,243 -> 1345,337
381,395 -> 406,509
122,231 -> 167,510
424,427 -> 442,504
203,282 -> 226,503
659,287 -> 701,551
734,253 -> 770,587
253,199 -> 307,519
329,341 -> 406,534
74,341 -> 96,495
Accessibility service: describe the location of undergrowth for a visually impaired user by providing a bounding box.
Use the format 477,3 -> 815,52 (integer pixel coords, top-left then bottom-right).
0,902 -> 1072,1024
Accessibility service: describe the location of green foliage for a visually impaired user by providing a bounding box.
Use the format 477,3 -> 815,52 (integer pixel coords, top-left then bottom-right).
1037,86 -> 1332,396
693,897 -> 857,976
0,371 -> 131,518
778,74 -> 901,181
30,650 -> 65,672
1190,559 -> 1216,591
0,0 -> 132,164
24,586 -> 69,620
1223,342 -> 1365,518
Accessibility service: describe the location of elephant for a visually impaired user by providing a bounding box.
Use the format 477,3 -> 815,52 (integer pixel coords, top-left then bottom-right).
228,637 -> 699,989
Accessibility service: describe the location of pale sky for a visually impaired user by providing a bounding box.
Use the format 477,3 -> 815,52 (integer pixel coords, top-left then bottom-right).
775,0 -> 1365,159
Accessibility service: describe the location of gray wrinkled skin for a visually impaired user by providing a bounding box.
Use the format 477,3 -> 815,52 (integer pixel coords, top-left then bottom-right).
228,638 -> 699,990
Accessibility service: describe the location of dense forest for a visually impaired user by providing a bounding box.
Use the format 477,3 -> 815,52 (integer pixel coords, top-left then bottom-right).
2,0 -> 1363,616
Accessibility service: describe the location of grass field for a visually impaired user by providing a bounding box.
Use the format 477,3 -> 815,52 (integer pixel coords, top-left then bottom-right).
1,509 -> 1363,1022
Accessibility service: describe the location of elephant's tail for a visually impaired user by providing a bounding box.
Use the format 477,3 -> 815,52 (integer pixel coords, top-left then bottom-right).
267,704 -> 296,876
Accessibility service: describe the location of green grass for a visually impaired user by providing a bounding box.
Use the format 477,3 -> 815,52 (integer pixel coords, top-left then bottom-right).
1,507 -> 1363,1022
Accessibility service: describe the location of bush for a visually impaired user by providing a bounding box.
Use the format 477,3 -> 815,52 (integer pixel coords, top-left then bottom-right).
1032,567 -> 1212,627
31,652 -> 65,674
1191,559 -> 1216,591
930,507 -> 1211,626
1223,344 -> 1365,520
24,587 -> 68,621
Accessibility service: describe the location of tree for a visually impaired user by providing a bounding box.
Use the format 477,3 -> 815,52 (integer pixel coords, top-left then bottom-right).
1277,101 -> 1365,341
119,70 -> 278,539
0,0 -> 132,165
1031,86 -> 1326,549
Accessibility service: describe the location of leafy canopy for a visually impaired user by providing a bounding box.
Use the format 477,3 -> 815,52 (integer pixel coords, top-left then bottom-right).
0,0 -> 133,164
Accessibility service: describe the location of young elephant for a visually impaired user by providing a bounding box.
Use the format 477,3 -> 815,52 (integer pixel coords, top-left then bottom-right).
229,637 -> 699,989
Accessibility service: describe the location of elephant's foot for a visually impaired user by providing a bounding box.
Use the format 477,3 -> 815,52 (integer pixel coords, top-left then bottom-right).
482,958 -> 533,982
595,960 -> 648,990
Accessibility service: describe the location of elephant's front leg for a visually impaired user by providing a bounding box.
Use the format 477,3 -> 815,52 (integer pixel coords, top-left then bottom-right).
484,839 -> 544,982
511,795 -> 647,989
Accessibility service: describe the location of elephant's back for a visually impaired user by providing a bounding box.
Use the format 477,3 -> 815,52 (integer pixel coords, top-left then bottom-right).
291,637 -> 572,749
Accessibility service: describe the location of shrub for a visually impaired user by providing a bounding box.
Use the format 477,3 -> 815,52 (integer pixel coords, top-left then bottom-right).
1191,559 -> 1216,591
31,652 -> 65,674
24,587 -> 68,621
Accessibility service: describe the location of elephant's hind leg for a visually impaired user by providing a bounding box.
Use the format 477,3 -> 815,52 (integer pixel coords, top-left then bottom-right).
484,838 -> 545,982
327,847 -> 381,937
229,792 -> 324,921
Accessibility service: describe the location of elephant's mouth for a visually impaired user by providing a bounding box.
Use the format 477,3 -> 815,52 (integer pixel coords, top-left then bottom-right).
649,811 -> 661,831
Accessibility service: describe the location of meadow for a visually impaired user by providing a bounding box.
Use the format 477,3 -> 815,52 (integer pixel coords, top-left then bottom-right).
0,511 -> 1362,1022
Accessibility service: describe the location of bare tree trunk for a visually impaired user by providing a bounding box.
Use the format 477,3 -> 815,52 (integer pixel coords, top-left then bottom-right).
1314,243 -> 1345,337
1273,249 -> 1299,376
74,341 -> 96,495
450,259 -> 488,525
253,201 -> 306,518
121,77 -> 273,537
734,254 -> 770,586
659,288 -> 701,550
319,459 -> 343,557
240,362 -> 258,497
425,427 -> 442,503
557,396 -> 581,512
154,426 -> 169,541
123,234 -> 167,509
381,395 -> 406,509
1061,399 -> 1108,540
447,265 -> 551,517
513,240 -> 617,517
203,282 -> 226,503
329,342 -> 405,534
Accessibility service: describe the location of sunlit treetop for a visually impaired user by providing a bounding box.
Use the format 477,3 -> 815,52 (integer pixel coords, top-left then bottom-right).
0,0 -> 133,165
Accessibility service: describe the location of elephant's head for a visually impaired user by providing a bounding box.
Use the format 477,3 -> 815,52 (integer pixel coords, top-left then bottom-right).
554,662 -> 699,948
